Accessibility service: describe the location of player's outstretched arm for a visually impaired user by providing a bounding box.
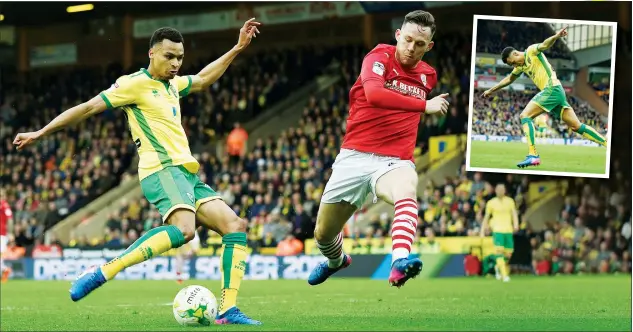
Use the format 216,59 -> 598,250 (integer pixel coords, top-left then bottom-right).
537,26 -> 568,52
481,74 -> 519,98
188,18 -> 261,94
13,95 -> 107,150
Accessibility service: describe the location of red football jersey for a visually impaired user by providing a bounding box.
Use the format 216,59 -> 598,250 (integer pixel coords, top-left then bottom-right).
342,44 -> 437,162
0,200 -> 12,236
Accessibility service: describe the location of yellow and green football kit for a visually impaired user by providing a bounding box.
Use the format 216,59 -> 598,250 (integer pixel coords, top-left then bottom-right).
99,69 -> 247,315
485,196 -> 516,278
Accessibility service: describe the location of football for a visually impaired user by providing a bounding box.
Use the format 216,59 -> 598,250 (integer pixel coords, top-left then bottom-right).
172,285 -> 218,326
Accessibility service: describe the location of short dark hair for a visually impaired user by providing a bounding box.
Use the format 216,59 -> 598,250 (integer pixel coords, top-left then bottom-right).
149,27 -> 184,48
403,10 -> 436,38
501,47 -> 515,64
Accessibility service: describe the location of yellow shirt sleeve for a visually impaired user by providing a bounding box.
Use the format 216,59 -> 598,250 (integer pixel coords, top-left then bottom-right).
100,76 -> 137,109
485,199 -> 494,216
174,75 -> 194,98
508,198 -> 517,211
511,66 -> 523,77
527,43 -> 541,56
507,198 -> 517,221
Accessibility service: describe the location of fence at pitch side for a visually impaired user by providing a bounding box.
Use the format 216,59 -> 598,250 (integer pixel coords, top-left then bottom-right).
4,253 -> 470,281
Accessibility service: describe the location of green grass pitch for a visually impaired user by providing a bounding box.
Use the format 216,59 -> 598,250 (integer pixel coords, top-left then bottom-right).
468,141 -> 608,175
1,276 -> 630,331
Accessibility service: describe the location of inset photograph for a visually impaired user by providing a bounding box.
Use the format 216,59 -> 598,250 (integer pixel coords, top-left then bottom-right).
467,15 -> 616,178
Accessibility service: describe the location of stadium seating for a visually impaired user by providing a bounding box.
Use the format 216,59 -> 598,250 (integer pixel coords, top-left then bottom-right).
476,20 -> 572,59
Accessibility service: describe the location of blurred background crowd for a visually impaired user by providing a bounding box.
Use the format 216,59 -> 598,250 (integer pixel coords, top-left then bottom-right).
1,2 -> 630,277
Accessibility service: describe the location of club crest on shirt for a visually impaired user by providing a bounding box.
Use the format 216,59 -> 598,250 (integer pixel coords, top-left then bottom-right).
372,61 -> 385,76
420,74 -> 427,87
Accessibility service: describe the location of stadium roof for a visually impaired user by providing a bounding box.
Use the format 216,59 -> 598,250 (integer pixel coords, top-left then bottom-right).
0,2 -> 261,26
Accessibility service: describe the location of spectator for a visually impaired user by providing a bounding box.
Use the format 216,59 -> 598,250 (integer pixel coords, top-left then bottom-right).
226,122 -> 249,166
276,235 -> 303,256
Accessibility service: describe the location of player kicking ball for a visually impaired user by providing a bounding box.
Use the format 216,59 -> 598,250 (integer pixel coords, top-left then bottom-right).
308,10 -> 449,288
481,26 -> 607,168
14,19 -> 262,325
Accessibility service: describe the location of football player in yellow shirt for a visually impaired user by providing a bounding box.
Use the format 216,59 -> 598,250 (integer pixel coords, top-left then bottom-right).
481,183 -> 519,282
481,26 -> 607,168
14,19 -> 262,325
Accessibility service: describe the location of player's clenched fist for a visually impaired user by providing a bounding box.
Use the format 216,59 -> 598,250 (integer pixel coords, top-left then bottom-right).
556,26 -> 568,38
13,131 -> 41,150
425,93 -> 449,115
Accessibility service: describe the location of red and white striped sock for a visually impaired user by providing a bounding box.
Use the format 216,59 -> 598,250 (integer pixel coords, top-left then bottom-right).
316,232 -> 344,268
391,198 -> 419,265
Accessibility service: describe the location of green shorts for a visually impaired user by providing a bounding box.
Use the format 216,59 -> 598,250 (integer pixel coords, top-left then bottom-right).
492,232 -> 514,251
530,85 -> 571,119
140,165 -> 221,221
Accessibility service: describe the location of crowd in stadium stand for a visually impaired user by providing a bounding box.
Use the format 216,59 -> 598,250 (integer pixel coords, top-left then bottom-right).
528,169 -> 631,275
0,46 -> 342,244
476,20 -> 572,59
471,86 -> 609,138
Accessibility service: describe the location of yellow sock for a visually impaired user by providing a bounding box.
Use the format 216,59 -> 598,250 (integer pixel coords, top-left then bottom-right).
577,124 -> 607,147
101,225 -> 185,280
218,233 -> 248,315
495,256 -> 508,278
521,118 -> 538,155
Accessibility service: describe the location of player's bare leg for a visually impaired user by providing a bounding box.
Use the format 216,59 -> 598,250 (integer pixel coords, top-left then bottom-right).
195,199 -> 260,325
561,107 -> 607,147
517,102 -> 544,168
375,166 -> 422,288
70,209 -> 195,301
308,201 -> 357,285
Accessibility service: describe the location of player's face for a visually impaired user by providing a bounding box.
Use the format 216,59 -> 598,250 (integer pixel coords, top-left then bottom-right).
506,50 -> 524,67
495,184 -> 506,197
395,22 -> 434,67
150,39 -> 184,80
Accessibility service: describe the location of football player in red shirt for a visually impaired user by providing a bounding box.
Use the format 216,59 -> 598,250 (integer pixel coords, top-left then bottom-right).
308,10 -> 449,288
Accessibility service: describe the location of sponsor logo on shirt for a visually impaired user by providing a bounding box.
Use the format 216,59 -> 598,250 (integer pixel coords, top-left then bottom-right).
384,79 -> 427,99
